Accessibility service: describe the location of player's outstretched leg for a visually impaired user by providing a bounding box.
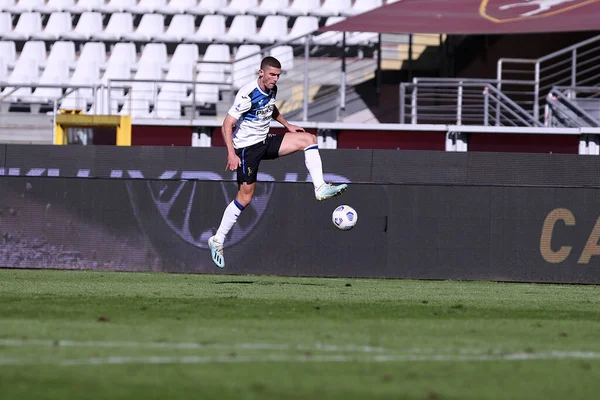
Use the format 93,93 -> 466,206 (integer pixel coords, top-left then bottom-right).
208,236 -> 224,268
208,198 -> 246,268
303,143 -> 348,201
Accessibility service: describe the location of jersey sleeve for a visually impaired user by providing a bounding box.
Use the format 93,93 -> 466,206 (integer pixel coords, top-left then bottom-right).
227,91 -> 252,120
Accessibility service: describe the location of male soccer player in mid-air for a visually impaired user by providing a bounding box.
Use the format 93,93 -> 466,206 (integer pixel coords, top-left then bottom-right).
208,56 -> 348,268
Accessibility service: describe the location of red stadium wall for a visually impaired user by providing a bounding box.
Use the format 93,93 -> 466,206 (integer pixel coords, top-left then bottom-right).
468,134 -> 579,154
131,125 -> 193,146
337,130 -> 446,150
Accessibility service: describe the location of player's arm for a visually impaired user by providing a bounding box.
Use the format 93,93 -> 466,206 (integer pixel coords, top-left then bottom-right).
221,114 -> 240,172
272,105 -> 305,133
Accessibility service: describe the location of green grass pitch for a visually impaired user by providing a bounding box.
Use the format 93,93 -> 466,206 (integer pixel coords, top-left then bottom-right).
1,269 -> 600,400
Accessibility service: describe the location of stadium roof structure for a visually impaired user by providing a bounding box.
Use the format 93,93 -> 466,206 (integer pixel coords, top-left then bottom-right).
322,0 -> 600,35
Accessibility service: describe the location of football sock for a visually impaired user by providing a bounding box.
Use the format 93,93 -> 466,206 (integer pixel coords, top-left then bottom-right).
304,144 -> 326,189
215,199 -> 245,243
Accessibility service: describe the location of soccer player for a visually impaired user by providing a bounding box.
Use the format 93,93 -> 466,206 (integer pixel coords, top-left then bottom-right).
208,56 -> 348,268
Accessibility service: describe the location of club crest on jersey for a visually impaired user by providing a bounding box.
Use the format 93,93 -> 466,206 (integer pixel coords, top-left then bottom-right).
479,0 -> 594,22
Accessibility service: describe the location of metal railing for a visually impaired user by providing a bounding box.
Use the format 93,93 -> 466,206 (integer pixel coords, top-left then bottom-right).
0,30 -> 380,122
545,86 -> 600,128
498,34 -> 600,122
399,78 -> 542,127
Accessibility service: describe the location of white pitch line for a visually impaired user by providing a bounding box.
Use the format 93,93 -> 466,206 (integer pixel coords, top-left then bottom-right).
2,352 -> 600,367
0,338 -> 389,353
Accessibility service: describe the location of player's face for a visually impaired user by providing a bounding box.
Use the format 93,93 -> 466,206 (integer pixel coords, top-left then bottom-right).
259,66 -> 281,90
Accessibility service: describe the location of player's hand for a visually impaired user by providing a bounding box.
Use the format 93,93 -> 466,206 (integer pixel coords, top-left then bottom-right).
226,152 -> 241,172
287,124 -> 305,133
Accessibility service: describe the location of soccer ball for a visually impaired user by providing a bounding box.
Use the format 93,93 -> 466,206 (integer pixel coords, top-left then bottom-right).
332,205 -> 358,230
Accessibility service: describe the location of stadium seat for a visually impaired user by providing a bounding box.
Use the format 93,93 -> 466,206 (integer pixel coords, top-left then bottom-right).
279,0 -> 319,17
218,0 -> 258,16
232,44 -> 260,90
61,11 -> 102,40
47,40 -> 76,67
33,0 -> 75,13
342,0 -> 382,16
5,0 -> 43,14
125,0 -> 166,14
269,45 -> 293,71
311,0 -> 351,17
216,15 -> 256,43
29,11 -> 72,41
121,13 -> 164,42
185,14 -> 225,43
0,12 -> 12,38
155,63 -> 193,118
192,43 -> 229,104
79,42 -> 106,68
22,53 -> 70,104
189,0 -> 226,16
2,11 -> 41,40
92,12 -> 133,41
155,0 -> 197,15
1,43 -> 41,101
65,0 -> 103,13
0,57 -> 7,82
95,0 -> 136,14
247,0 -> 287,16
154,14 -> 194,42
0,0 -> 16,12
0,40 -> 17,68
136,43 -> 168,71
122,62 -> 162,117
313,16 -> 345,45
60,60 -> 100,112
283,16 -> 318,44
106,42 -> 137,70
169,43 -> 199,67
252,15 -> 287,45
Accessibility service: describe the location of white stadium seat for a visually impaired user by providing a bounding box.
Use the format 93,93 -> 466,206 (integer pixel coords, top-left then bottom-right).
154,13 -> 194,42
155,63 -> 193,118
60,60 -> 100,111
136,43 -> 168,70
232,44 -> 260,90
0,40 -> 17,68
218,0 -> 258,16
216,15 -> 256,43
313,16 -> 345,45
185,14 -> 225,43
0,57 -> 7,81
78,42 -> 106,68
283,16 -> 318,44
2,11 -> 41,40
247,0 -> 288,16
0,12 -> 12,38
342,0 -> 382,16
1,59 -> 39,101
5,0 -> 43,14
121,13 -> 164,42
92,12 -> 133,41
189,0 -> 226,16
169,43 -> 199,66
0,0 -> 16,12
125,0 -> 167,14
252,15 -> 287,45
65,0 -> 103,13
311,0 -> 351,17
106,42 -> 137,70
61,11 -> 102,40
33,0 -> 75,14
47,40 -> 76,67
269,45 -> 293,71
279,0 -> 319,17
155,0 -> 197,15
122,61 -> 162,117
192,43 -> 229,104
95,0 -> 136,14
30,11 -> 72,41
22,55 -> 70,103
17,40 -> 46,67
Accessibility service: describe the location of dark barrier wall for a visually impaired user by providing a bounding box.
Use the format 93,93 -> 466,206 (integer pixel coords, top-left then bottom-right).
1,145 -> 600,283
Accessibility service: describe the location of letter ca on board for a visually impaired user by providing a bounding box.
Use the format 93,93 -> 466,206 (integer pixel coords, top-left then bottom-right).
540,208 -> 600,264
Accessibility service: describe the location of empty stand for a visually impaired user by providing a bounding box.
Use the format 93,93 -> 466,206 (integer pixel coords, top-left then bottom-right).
3,12 -> 42,40
219,0 -> 259,16
253,15 -> 287,45
185,14 -> 225,43
122,13 -> 164,42
154,13 -> 194,42
30,11 -> 71,41
61,11 -> 102,40
232,44 -> 261,90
